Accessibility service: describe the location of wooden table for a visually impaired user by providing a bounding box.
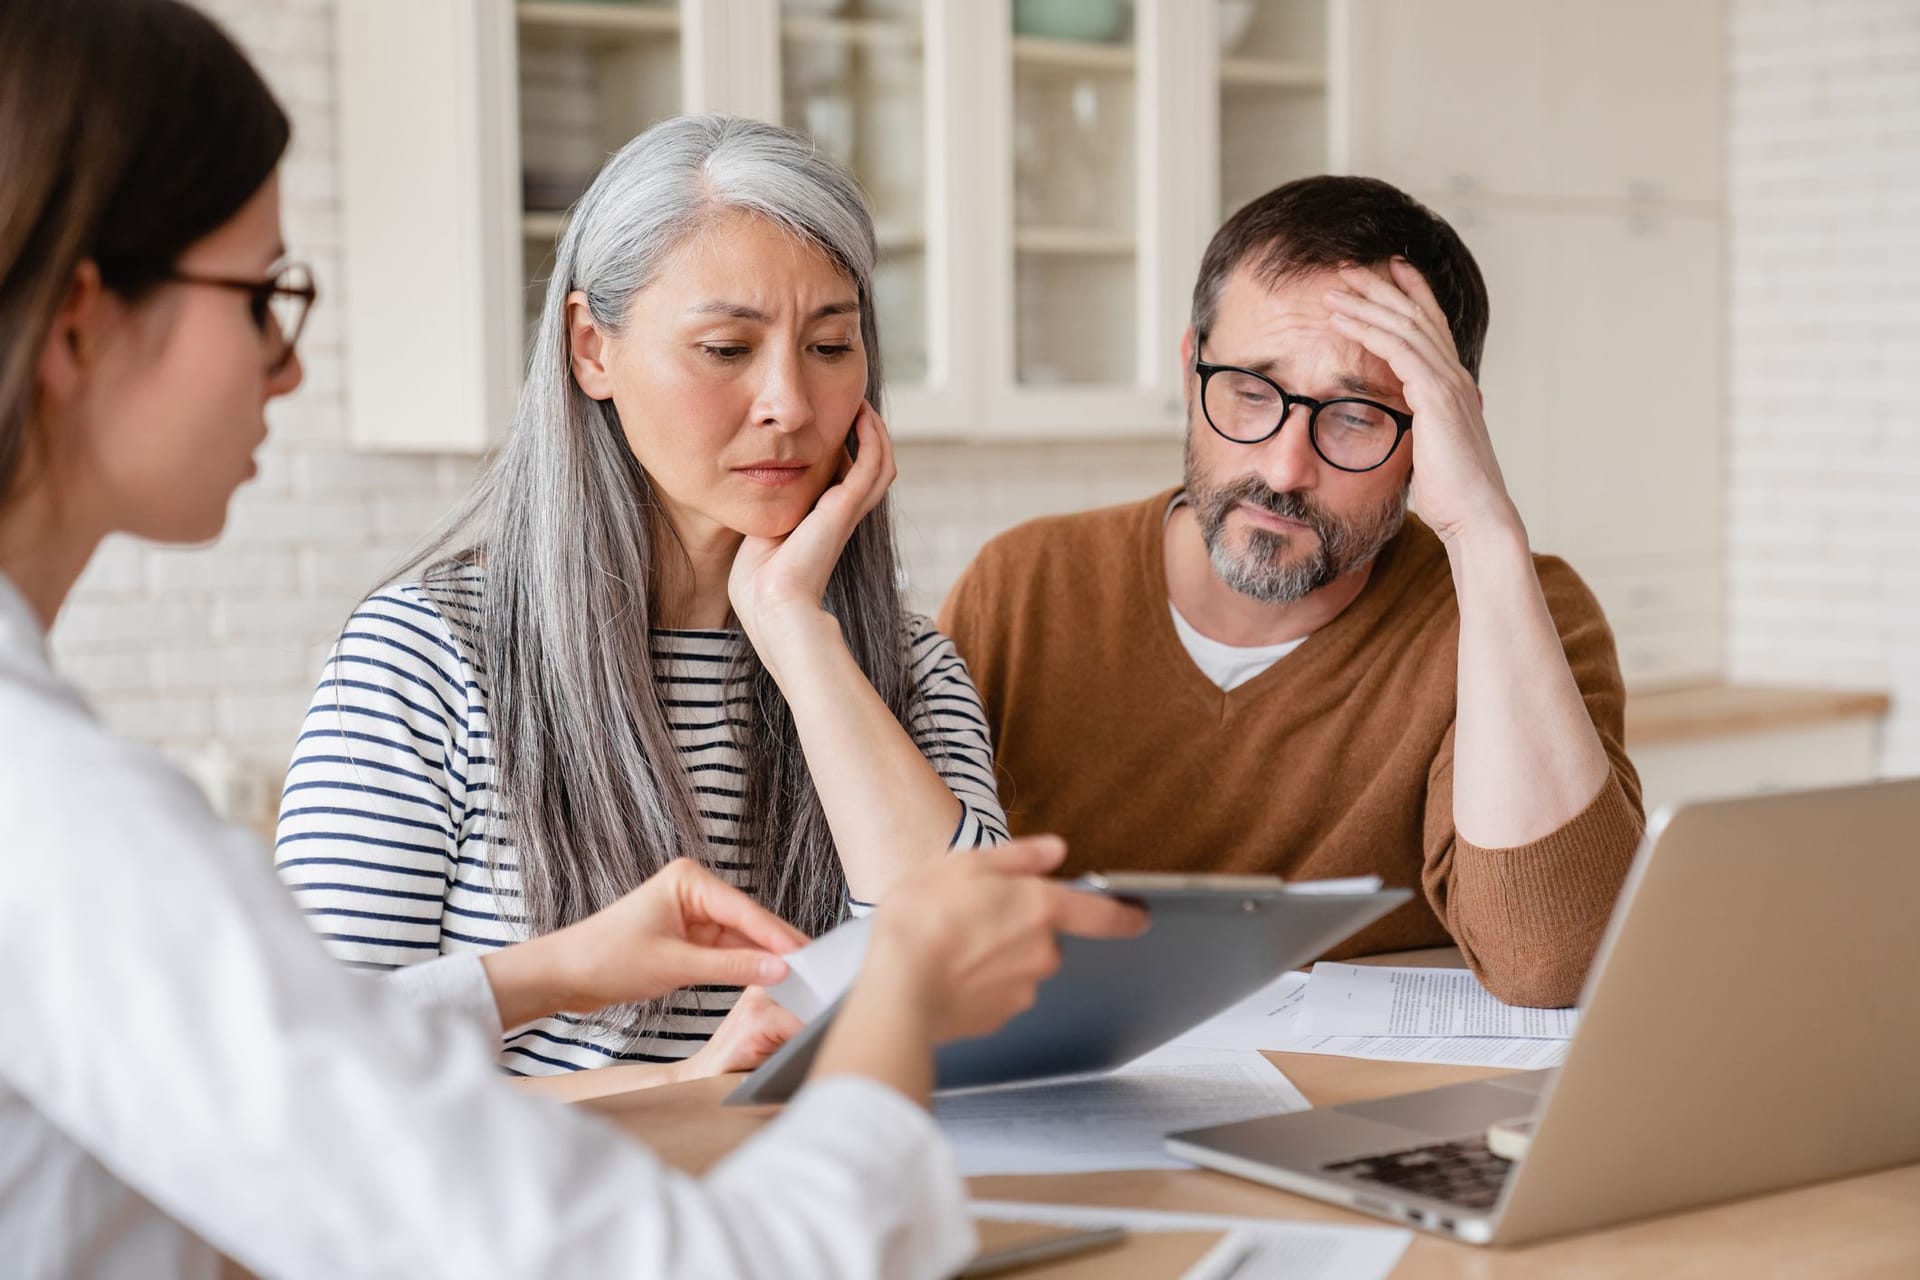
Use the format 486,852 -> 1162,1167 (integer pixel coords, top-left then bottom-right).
521,949 -> 1920,1278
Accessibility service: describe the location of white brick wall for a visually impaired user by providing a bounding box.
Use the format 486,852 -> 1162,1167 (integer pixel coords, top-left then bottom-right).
49,0 -> 1180,828
1725,0 -> 1920,774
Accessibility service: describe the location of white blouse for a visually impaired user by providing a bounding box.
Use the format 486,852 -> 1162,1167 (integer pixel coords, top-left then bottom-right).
0,573 -> 972,1280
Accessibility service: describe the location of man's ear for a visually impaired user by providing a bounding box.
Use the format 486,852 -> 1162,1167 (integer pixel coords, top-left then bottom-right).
566,290 -> 616,400
1178,325 -> 1195,370
36,260 -> 109,406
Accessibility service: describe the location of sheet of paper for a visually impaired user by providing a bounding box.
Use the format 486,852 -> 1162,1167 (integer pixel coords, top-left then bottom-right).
1167,969 -> 1571,1068
1281,1031 -> 1569,1069
1172,971 -> 1312,1051
1302,963 -> 1579,1039
970,1201 -> 1412,1280
763,916 -> 870,1021
934,1048 -> 1307,1177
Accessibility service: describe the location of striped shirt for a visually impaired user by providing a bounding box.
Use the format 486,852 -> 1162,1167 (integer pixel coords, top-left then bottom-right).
275,566 -> 1008,1075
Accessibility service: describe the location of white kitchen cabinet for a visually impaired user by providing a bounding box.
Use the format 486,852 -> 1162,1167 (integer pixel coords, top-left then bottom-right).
332,0 -> 1349,449
1549,209 -> 1723,564
1550,0 -> 1723,206
333,0 -> 524,453
1347,0 -> 1723,205
1344,0 -> 1557,203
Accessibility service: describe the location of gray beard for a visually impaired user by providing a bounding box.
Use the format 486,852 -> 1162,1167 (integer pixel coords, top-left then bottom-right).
1186,445 -> 1410,606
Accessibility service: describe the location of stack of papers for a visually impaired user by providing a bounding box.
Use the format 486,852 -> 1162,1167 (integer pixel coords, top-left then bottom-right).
1173,964 -> 1577,1069
1303,963 -> 1580,1039
935,1045 -> 1308,1177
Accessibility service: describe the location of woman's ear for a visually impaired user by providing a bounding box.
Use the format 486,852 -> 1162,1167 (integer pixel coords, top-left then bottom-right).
36,260 -> 109,408
566,289 -> 616,400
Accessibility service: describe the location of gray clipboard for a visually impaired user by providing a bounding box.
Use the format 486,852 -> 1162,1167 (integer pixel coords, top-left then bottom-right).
724,875 -> 1411,1106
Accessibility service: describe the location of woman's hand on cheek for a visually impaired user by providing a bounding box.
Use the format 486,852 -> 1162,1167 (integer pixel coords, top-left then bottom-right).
727,399 -> 896,655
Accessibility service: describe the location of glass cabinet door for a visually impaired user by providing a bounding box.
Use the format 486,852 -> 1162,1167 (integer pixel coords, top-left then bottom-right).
779,0 -> 932,386
1008,0 -> 1140,389
1217,0 -> 1330,219
514,1 -> 685,339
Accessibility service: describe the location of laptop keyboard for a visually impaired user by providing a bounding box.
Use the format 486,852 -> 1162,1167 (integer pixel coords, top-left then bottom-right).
1322,1136 -> 1515,1210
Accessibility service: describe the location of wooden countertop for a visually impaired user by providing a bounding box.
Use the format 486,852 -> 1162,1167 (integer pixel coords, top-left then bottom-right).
1626,682 -> 1891,747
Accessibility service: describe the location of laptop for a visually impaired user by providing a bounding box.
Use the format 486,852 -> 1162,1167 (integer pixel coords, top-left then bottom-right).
1167,778 -> 1920,1246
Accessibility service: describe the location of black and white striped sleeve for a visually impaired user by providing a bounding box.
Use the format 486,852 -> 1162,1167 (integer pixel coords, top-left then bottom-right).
906,614 -> 1009,850
274,585 -> 471,972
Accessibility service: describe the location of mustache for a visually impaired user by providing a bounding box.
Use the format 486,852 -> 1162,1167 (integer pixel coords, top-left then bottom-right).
1215,477 -> 1326,529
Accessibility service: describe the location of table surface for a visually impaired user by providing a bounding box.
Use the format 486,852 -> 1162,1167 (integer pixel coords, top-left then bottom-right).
520,948 -> 1920,1278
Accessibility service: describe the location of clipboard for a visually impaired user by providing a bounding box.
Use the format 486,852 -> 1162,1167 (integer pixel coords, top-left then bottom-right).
725,874 -> 1411,1106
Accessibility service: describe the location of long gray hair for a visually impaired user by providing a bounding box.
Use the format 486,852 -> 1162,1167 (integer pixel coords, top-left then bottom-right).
403,116 -> 917,1029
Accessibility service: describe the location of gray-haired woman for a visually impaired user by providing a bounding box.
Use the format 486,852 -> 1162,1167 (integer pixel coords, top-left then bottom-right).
276,114 -> 1010,1087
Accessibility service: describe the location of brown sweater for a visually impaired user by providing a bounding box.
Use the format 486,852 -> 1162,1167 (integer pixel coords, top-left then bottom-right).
938,489 -> 1646,1007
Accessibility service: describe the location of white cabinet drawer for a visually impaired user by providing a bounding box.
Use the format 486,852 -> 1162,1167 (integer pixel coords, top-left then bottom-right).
1613,623 -> 1721,691
1581,561 -> 1723,630
1632,721 -> 1884,815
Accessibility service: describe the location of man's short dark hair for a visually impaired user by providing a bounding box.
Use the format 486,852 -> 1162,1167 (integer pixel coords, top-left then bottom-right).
1191,175 -> 1491,380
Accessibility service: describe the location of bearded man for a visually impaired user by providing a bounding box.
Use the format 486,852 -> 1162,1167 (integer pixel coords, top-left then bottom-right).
938,176 -> 1644,1007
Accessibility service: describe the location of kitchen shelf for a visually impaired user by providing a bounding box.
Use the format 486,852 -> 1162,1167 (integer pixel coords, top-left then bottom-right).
522,210 -> 570,240
782,14 -> 921,50
1220,57 -> 1326,90
874,222 -> 925,253
1013,226 -> 1136,256
516,2 -> 681,36
1010,34 -> 1134,73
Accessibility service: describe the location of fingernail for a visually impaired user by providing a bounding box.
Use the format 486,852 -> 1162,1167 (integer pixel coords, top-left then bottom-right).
758,957 -> 788,984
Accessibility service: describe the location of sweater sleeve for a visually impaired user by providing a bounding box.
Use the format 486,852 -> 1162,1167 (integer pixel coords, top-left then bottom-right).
274,585 -> 472,973
1419,558 -> 1647,1008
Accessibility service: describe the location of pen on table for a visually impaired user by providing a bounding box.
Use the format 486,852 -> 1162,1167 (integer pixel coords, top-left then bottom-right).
957,1225 -> 1128,1277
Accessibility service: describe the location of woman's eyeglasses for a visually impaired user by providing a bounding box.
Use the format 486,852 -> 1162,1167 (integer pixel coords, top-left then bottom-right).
163,262 -> 317,375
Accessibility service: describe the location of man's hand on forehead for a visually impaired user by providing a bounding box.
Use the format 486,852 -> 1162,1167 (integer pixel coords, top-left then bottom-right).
1322,258 -> 1518,546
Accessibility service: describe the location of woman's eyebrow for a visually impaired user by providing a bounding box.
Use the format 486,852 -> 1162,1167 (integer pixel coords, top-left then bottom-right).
687,300 -> 860,322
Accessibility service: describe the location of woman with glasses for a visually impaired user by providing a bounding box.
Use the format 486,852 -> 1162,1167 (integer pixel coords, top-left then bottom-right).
0,3 -> 1142,1274
275,115 -> 1012,1086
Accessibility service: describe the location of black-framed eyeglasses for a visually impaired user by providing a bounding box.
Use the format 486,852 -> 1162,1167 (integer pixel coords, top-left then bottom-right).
163,262 -> 317,375
1194,350 -> 1413,473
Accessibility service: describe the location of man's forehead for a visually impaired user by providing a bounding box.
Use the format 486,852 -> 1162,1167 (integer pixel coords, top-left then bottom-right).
1210,265 -> 1404,399
1220,259 -> 1387,313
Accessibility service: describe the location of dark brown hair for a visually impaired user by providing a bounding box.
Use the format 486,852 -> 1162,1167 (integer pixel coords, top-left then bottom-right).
1192,175 -> 1491,379
0,0 -> 289,502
